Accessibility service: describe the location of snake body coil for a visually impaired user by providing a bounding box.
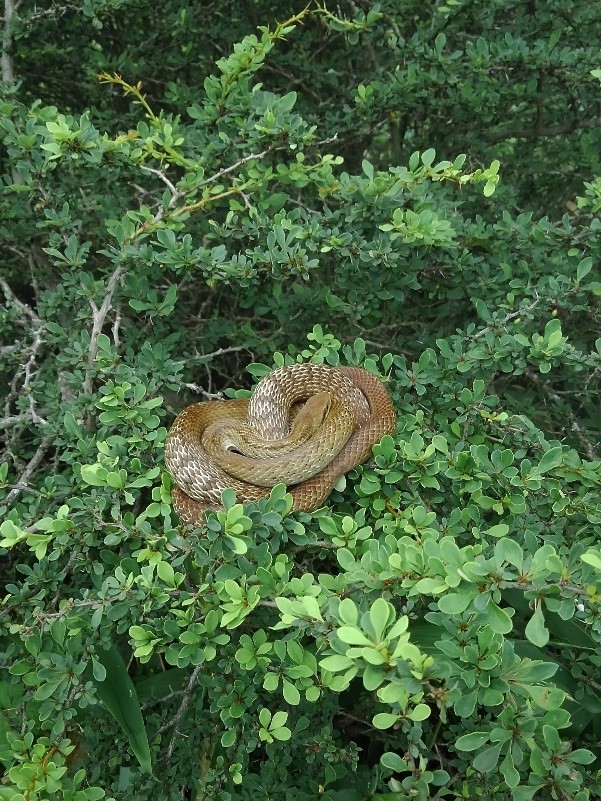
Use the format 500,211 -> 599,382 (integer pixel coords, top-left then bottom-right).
165,364 -> 396,525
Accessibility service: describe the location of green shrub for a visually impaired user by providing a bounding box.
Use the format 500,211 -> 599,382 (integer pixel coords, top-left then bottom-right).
1,4 -> 600,800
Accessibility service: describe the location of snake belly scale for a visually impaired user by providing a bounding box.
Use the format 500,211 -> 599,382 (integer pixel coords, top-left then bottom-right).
165,364 -> 396,525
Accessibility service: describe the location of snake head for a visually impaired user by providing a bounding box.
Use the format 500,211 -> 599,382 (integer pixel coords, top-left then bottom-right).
289,391 -> 332,438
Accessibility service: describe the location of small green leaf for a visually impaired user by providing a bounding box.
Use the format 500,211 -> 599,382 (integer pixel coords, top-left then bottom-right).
484,524 -> 509,539
542,724 -> 561,751
569,749 -> 596,765
271,710 -> 288,728
495,538 -> 522,568
320,655 -> 354,672
576,257 -> 592,282
372,713 -> 399,729
338,598 -> 358,626
369,598 -> 392,641
301,596 -> 323,620
408,703 -> 431,721
487,603 -> 513,634
259,708 -> 271,727
581,551 -> 601,571
455,731 -> 490,751
271,726 -> 291,741
536,446 -> 563,474
421,148 -> 436,167
362,159 -> 374,180
437,593 -> 473,614
380,752 -> 409,771
337,626 -> 372,646
473,742 -> 503,773
221,728 -> 237,747
224,535 -> 248,554
526,685 -> 565,710
282,679 -> 300,706
525,605 -> 549,647
156,561 -> 175,584
80,464 -> 108,487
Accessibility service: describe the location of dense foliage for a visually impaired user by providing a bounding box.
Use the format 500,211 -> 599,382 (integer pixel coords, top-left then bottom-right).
1,2 -> 600,800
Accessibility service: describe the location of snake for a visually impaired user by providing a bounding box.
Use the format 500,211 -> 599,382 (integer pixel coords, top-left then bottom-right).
164,363 -> 396,525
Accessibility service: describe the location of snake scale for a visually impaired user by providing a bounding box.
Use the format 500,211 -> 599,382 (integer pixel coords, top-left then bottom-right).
165,364 -> 396,525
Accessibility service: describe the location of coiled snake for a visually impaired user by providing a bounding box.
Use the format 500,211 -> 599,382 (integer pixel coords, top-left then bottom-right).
165,363 -> 396,525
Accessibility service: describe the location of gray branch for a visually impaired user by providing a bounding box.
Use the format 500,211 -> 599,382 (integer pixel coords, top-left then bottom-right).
84,263 -> 125,395
6,435 -> 53,506
1,0 -> 15,85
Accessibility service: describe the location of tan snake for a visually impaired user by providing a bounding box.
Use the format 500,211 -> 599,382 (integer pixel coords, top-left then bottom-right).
165,364 -> 396,525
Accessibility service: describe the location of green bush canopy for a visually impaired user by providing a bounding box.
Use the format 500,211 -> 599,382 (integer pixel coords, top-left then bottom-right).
1,2 -> 600,800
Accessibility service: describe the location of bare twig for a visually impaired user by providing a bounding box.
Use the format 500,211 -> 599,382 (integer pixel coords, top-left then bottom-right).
15,3 -> 77,23
197,135 -> 339,191
0,343 -> 21,357
164,664 -> 203,763
526,369 -> 598,461
0,412 -> 39,431
0,278 -> 47,428
6,435 -> 53,505
140,165 -> 184,212
472,296 -> 542,340
198,148 -> 273,188
0,277 -> 44,328
84,263 -> 125,395
190,345 -> 249,363
112,307 -> 121,347
180,383 -> 223,400
347,0 -> 381,71
140,165 -> 181,197
483,117 -> 601,144
22,327 -> 46,424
